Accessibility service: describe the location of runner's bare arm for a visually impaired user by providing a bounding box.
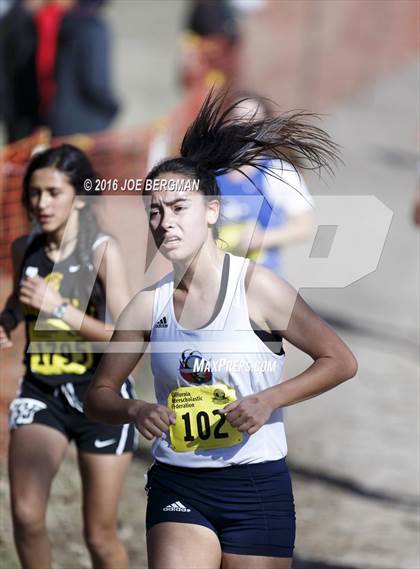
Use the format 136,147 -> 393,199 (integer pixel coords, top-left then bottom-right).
18,238 -> 131,342
250,263 -> 357,406
0,237 -> 28,347
93,237 -> 132,322
223,263 -> 357,435
57,237 -> 131,340
84,289 -> 176,435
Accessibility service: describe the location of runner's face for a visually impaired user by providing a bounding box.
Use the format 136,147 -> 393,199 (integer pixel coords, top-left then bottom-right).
27,167 -> 81,233
148,173 -> 219,262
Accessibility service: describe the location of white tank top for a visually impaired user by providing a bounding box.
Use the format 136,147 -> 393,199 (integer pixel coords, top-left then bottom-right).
150,253 -> 287,467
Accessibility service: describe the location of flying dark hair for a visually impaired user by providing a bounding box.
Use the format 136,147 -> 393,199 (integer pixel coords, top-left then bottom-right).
22,144 -> 103,310
145,90 -> 339,236
146,90 -> 339,194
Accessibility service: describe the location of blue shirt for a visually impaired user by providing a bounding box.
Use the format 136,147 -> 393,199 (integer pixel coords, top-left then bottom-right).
216,162 -> 286,274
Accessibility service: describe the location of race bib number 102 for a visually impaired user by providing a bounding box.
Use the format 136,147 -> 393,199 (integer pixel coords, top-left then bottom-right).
168,385 -> 243,452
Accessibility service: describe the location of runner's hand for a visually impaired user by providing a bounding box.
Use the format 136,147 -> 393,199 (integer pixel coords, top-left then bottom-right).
133,401 -> 176,440
222,394 -> 274,435
19,276 -> 63,314
0,325 -> 13,349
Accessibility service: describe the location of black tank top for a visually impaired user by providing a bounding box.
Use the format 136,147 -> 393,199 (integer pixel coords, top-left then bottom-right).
21,234 -> 107,386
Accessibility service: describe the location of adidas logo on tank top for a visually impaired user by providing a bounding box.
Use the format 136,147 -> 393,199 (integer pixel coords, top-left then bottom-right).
155,316 -> 168,328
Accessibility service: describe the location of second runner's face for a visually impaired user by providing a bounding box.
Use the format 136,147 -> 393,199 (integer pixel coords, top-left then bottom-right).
148,173 -> 219,263
27,168 -> 79,234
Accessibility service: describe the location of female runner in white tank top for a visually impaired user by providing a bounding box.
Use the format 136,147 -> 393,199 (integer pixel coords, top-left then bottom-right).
85,92 -> 358,569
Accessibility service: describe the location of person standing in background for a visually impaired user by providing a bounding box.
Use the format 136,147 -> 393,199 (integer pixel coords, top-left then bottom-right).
34,0 -> 75,124
48,0 -> 119,136
0,0 -> 39,142
216,94 -> 315,276
179,0 -> 240,90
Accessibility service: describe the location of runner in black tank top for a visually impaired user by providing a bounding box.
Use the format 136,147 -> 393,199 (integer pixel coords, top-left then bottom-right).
21,232 -> 106,385
0,145 -> 135,569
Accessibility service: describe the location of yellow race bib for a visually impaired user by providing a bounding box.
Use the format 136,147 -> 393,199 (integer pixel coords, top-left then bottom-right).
28,320 -> 94,375
218,222 -> 261,260
168,385 -> 243,452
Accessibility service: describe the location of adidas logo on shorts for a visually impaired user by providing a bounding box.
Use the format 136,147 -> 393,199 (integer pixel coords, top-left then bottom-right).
155,316 -> 168,328
163,501 -> 191,512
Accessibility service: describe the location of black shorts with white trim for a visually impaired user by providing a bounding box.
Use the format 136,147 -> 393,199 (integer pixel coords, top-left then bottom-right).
9,376 -> 138,455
